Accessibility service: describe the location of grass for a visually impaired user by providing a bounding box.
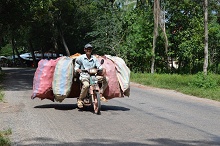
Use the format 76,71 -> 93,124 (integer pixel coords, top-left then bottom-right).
131,72 -> 220,102
0,71 -> 5,102
0,91 -> 4,102
0,71 -> 11,145
0,129 -> 12,146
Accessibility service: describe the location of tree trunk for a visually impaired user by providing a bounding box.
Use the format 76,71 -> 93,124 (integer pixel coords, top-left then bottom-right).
12,40 -> 15,66
59,27 -> 70,56
151,0 -> 159,73
12,38 -> 24,67
29,39 -> 37,67
203,0 -> 208,75
53,38 -> 60,58
159,0 -> 169,69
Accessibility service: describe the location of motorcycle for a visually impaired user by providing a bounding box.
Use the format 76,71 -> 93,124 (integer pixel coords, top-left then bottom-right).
77,59 -> 104,114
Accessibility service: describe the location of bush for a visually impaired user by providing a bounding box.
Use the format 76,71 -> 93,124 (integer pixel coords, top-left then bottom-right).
188,72 -> 218,89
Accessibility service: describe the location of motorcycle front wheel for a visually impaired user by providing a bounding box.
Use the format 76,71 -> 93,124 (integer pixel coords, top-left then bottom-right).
92,91 -> 101,114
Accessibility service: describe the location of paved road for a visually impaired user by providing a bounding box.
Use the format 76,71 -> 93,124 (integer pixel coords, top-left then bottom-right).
0,67 -> 220,146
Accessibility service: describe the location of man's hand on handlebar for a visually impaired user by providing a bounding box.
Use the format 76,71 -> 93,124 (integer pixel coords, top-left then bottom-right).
76,68 -> 105,75
77,69 -> 82,73
77,69 -> 89,73
98,68 -> 106,76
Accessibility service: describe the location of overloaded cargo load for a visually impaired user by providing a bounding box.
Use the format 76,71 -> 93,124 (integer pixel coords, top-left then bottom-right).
70,53 -> 81,59
105,55 -> 130,97
67,54 -> 130,99
97,55 -> 130,99
31,58 -> 60,101
31,53 -> 130,102
52,56 -> 74,102
97,56 -> 122,99
67,53 -> 81,98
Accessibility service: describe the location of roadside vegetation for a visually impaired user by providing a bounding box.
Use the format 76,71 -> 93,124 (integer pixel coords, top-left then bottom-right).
0,71 -> 11,146
0,91 -> 3,102
0,71 -> 4,102
131,72 -> 220,102
0,129 -> 12,146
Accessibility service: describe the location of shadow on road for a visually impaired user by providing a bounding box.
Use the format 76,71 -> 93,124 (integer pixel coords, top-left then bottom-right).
34,104 -> 78,110
15,137 -> 220,146
101,105 -> 130,111
34,104 -> 130,112
1,68 -> 35,91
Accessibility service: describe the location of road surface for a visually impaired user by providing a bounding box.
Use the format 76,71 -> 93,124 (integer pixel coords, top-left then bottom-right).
0,67 -> 220,146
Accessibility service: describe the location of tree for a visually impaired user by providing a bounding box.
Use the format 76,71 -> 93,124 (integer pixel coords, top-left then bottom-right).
152,0 -> 159,73
165,0 -> 204,74
203,0 -> 208,75
206,0 -> 220,73
151,0 -> 169,73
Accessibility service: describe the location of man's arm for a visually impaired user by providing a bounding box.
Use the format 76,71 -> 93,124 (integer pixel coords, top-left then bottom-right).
94,58 -> 102,70
94,58 -> 105,75
74,58 -> 81,73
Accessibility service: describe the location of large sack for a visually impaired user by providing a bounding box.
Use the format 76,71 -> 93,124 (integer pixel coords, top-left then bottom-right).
98,56 -> 123,99
67,78 -> 81,98
68,53 -> 81,98
70,53 -> 81,59
52,56 -> 74,102
105,55 -> 130,96
31,58 -> 60,101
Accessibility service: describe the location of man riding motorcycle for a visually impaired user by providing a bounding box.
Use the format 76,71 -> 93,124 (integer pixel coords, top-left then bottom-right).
74,43 -> 108,108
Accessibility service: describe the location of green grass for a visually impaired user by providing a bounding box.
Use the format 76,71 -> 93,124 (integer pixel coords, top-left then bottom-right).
131,72 -> 220,101
0,129 -> 12,146
0,71 -> 11,145
0,91 -> 4,102
0,71 -> 5,102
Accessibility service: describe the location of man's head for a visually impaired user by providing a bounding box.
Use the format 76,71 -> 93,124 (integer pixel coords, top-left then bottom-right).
84,43 -> 93,49
84,43 -> 93,55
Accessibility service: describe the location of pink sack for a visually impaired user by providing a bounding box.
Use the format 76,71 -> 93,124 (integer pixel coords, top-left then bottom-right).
105,55 -> 130,97
31,58 -> 60,101
98,56 -> 123,99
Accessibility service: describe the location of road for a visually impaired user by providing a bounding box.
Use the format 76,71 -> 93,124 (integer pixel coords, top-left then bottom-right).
0,67 -> 220,146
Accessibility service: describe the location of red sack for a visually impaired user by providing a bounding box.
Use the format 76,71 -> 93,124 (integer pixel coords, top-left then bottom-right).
31,58 -> 60,101
98,56 -> 123,99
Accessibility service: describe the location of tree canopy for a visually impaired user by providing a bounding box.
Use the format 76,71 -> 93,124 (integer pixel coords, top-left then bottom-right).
0,0 -> 220,74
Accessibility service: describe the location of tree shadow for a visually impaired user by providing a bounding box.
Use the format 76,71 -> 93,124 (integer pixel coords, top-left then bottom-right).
1,68 -> 35,91
15,137 -> 220,146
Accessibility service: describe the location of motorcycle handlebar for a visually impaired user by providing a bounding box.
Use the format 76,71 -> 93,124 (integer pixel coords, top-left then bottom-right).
81,69 -> 88,72
80,68 -> 103,74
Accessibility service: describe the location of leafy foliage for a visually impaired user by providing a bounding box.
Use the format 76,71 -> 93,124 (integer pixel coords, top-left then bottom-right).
165,0 -> 204,74
188,72 -> 218,89
87,1 -> 123,55
120,8 -> 153,72
0,0 -> 220,74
